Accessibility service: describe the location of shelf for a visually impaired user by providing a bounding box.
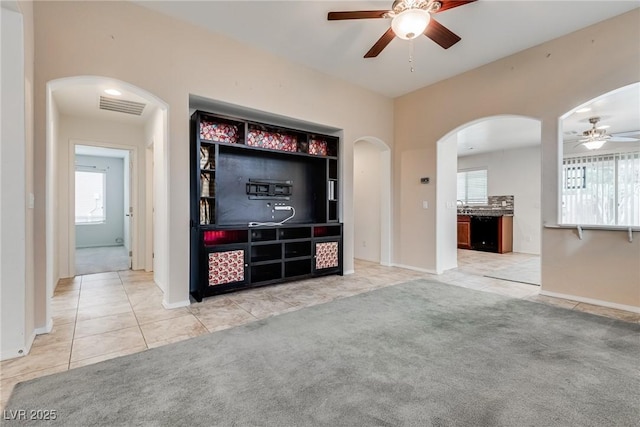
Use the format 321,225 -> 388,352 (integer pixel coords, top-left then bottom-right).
280,227 -> 312,240
251,244 -> 281,263
191,110 -> 343,300
285,241 -> 311,258
314,225 -> 341,238
203,229 -> 248,246
250,228 -> 277,242
251,263 -> 281,283
328,159 -> 338,180
218,139 -> 337,159
285,259 -> 312,278
199,115 -> 244,144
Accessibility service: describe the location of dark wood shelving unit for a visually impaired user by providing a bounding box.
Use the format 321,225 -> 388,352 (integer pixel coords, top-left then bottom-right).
190,110 -> 343,301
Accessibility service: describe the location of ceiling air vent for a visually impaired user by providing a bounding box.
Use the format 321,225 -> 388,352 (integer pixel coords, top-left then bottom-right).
99,96 -> 146,116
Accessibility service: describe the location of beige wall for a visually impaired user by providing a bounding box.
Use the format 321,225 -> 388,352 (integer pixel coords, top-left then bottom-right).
395,10 -> 640,308
33,1 -> 394,309
354,141 -> 383,262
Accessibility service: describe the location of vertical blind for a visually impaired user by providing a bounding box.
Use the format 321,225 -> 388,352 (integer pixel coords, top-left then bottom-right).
562,151 -> 640,226
457,168 -> 488,205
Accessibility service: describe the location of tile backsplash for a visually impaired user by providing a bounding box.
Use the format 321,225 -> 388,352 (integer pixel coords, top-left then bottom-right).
458,195 -> 514,216
487,195 -> 514,210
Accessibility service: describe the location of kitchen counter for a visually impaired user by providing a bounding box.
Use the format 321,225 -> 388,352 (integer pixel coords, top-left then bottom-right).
457,210 -> 513,217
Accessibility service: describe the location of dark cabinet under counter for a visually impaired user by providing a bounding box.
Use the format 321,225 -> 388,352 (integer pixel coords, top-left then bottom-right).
457,214 -> 513,254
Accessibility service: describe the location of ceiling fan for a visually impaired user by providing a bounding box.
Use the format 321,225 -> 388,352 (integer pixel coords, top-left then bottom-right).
575,117 -> 639,150
327,0 -> 477,58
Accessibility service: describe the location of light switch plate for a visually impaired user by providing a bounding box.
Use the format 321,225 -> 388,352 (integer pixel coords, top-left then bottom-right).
422,201 -> 428,209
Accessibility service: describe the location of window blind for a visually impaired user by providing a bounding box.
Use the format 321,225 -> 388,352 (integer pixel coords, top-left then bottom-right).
562,151 -> 639,226
457,168 -> 488,205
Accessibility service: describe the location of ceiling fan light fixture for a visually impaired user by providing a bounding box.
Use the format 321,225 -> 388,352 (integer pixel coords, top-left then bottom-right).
391,9 -> 430,40
583,139 -> 606,150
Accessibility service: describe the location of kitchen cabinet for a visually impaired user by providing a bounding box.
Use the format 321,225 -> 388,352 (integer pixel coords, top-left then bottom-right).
458,215 -> 513,254
457,215 -> 471,249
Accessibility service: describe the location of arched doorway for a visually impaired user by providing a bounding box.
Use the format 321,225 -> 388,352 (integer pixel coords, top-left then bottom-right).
353,137 -> 392,266
436,115 -> 542,273
45,76 -> 169,328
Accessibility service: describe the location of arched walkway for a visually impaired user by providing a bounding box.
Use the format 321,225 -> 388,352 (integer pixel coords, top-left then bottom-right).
436,115 -> 542,273
44,76 -> 169,329
353,136 -> 392,266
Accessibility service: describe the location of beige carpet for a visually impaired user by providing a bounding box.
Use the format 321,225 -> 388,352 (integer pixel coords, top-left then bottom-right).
5,279 -> 639,426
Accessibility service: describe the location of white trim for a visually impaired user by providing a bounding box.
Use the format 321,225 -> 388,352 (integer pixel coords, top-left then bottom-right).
343,269 -> 355,275
392,263 -> 440,275
544,224 -> 640,232
539,290 -> 640,314
162,298 -> 191,309
0,329 -> 35,361
70,140 -> 139,274
35,318 -> 53,335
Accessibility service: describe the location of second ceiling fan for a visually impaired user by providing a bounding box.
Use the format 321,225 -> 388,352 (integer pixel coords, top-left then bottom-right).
328,0 -> 477,58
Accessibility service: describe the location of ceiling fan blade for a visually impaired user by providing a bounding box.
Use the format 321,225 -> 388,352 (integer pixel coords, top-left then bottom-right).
424,18 -> 461,49
327,10 -> 389,20
611,130 -> 640,138
436,1 -> 478,13
364,28 -> 396,58
609,136 -> 639,142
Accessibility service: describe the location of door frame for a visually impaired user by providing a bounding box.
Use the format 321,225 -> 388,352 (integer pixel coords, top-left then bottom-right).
69,139 -> 139,276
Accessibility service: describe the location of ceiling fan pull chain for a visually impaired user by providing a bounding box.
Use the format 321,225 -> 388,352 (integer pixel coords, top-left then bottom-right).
409,39 -> 415,73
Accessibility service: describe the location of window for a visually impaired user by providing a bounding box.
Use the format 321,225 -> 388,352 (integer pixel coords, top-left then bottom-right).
457,168 -> 488,205
75,170 -> 106,224
562,152 -> 640,226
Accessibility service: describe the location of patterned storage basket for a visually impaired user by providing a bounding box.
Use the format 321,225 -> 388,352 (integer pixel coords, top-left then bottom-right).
315,242 -> 339,269
208,250 -> 245,286
247,130 -> 297,152
200,120 -> 238,143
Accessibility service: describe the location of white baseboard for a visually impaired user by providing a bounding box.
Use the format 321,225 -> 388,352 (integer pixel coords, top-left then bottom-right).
392,263 -> 440,275
0,329 -> 35,361
162,298 -> 191,309
343,269 -> 355,275
35,319 -> 53,335
539,290 -> 640,314
1,346 -> 26,361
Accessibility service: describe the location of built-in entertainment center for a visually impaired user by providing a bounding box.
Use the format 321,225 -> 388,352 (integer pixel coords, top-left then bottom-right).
190,110 -> 343,301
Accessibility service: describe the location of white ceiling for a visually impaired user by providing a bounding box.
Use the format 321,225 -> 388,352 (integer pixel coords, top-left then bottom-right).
53,83 -> 156,126
135,0 -> 639,98
52,1 -> 640,156
453,116 -> 541,157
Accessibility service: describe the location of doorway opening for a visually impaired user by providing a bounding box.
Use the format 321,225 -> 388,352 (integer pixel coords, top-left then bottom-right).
436,115 -> 542,283
353,137 -> 392,267
45,75 -> 169,329
73,144 -> 133,275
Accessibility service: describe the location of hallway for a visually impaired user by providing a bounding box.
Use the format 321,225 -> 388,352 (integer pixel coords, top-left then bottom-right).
75,246 -> 130,275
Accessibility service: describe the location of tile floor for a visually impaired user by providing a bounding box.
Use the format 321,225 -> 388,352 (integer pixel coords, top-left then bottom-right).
2,250 -> 639,409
